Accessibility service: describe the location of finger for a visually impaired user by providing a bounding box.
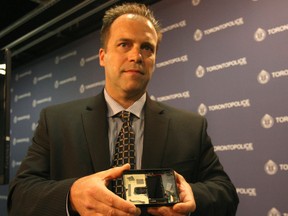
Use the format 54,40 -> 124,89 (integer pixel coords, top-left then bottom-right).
174,172 -> 193,194
99,163 -> 131,184
87,199 -> 140,216
73,180 -> 139,215
88,179 -> 140,215
173,202 -> 194,215
173,172 -> 196,213
147,207 -> 162,216
148,206 -> 184,216
174,171 -> 185,184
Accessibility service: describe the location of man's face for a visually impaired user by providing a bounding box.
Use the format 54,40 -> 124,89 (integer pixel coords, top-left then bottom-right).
99,14 -> 158,101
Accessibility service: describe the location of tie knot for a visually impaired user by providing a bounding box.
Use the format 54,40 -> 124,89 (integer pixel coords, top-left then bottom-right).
117,111 -> 133,123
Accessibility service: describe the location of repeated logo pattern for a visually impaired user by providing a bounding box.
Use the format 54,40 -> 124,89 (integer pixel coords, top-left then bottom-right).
1,0 -> 287,215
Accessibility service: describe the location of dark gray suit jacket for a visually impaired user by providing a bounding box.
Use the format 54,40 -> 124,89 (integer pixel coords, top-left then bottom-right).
8,92 -> 239,215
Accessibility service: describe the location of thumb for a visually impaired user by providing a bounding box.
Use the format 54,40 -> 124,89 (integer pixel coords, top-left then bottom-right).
101,163 -> 131,183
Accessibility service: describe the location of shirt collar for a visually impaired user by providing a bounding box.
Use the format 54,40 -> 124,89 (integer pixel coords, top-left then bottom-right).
104,88 -> 146,119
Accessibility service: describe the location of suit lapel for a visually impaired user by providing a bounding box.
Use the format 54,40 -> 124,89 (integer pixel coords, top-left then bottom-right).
81,93 -> 111,172
142,97 -> 170,168
81,93 -> 170,171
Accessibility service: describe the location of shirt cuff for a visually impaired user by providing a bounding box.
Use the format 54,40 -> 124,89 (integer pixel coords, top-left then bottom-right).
66,191 -> 79,216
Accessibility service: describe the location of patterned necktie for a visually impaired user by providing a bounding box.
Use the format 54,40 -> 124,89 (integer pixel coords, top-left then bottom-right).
112,110 -> 135,197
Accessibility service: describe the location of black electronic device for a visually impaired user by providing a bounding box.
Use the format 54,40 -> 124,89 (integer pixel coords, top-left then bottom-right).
122,169 -> 180,206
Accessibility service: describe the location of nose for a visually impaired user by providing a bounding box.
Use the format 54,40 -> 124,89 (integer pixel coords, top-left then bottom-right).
128,47 -> 142,63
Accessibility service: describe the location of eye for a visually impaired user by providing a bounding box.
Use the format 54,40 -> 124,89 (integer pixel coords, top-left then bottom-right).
142,44 -> 154,53
117,41 -> 133,52
119,42 -> 128,47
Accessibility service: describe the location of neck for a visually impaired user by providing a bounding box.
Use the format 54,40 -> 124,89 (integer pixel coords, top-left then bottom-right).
105,88 -> 145,109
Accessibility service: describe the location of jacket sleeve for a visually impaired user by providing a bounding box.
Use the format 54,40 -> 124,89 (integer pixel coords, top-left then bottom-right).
190,118 -> 239,215
7,108 -> 77,216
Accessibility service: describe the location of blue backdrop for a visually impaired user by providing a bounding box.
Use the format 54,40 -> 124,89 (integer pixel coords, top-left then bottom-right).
1,0 -> 288,215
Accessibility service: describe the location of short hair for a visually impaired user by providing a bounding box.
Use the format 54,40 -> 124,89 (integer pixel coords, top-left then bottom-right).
100,3 -> 162,49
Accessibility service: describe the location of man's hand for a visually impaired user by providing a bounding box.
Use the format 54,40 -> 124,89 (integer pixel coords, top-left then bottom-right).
147,172 -> 196,216
70,163 -> 141,216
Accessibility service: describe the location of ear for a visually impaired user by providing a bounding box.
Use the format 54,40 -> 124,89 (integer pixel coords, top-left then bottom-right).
99,48 -> 105,67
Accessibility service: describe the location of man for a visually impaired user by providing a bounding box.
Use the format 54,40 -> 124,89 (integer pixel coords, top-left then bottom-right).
8,3 -> 239,216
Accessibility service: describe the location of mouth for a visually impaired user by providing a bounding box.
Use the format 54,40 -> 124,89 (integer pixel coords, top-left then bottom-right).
124,69 -> 144,75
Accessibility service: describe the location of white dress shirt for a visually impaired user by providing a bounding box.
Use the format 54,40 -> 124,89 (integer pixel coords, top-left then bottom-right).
104,89 -> 146,169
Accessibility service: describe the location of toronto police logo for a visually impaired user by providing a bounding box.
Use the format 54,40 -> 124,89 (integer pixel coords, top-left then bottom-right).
257,70 -> 270,84
267,207 -> 281,216
261,114 -> 274,129
33,77 -> 38,85
54,80 -> 59,89
79,84 -> 85,94
14,95 -> 18,102
15,73 -> 19,81
254,28 -> 266,42
194,29 -> 203,41
55,56 -> 60,64
264,160 -> 278,175
32,99 -> 37,108
80,58 -> 85,67
150,95 -> 157,101
13,138 -> 17,146
32,122 -> 38,131
195,65 -> 206,78
198,103 -> 207,116
13,116 -> 18,124
192,0 -> 201,6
